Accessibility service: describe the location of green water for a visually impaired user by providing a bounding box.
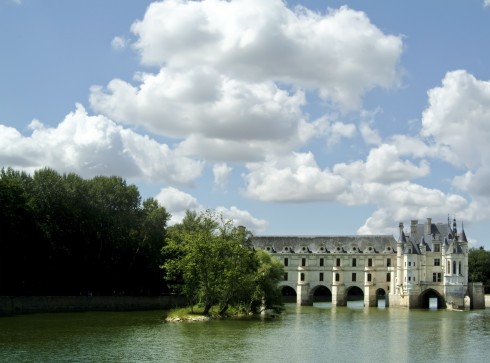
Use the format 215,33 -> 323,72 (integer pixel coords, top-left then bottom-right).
1,303 -> 489,362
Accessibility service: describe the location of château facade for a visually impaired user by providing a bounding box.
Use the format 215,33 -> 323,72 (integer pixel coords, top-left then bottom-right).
252,217 -> 485,309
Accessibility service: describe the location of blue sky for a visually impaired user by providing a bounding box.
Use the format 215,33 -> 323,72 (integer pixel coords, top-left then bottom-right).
2,0 -> 490,248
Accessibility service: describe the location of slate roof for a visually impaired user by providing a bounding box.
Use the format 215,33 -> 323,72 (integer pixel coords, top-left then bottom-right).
252,235 -> 396,254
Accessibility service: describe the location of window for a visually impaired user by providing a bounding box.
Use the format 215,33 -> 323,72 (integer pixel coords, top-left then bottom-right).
433,272 -> 441,282
284,273 -> 288,281
387,258 -> 391,267
453,261 -> 456,275
336,258 -> 341,267
352,258 -> 357,267
408,276 -> 411,282
408,261 -> 411,267
434,258 -> 440,266
447,261 -> 451,274
319,272 -> 324,282
367,273 -> 372,282
438,273 -> 442,282
459,261 -> 462,275
301,258 -> 306,267
434,244 -> 441,252
300,273 -> 305,282
335,273 -> 340,282
368,258 -> 372,267
386,273 -> 391,282
284,258 -> 288,267
319,258 -> 324,267
352,273 -> 357,282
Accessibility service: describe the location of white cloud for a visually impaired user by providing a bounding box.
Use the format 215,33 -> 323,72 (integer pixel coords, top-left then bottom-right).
216,206 -> 268,232
359,122 -> 382,145
213,162 -> 232,189
111,36 -> 129,51
0,104 -> 203,185
90,68 -> 308,161
155,186 -> 267,231
130,0 -> 402,110
333,144 -> 430,184
484,0 -> 490,8
421,70 -> 490,170
244,152 -> 347,202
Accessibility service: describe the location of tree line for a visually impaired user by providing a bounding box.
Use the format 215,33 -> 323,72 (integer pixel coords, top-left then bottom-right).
0,167 -> 170,296
0,167 -> 284,314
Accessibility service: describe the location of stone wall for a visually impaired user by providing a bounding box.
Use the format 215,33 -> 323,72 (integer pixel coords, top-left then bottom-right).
468,283 -> 485,309
0,295 -> 186,316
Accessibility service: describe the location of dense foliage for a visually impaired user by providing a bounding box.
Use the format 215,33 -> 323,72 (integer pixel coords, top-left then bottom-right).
162,210 -> 284,315
0,167 -> 169,296
468,247 -> 490,293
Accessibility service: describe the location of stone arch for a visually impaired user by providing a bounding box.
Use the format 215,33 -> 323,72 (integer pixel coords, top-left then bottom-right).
376,288 -> 387,307
419,288 -> 446,309
280,285 -> 297,303
310,285 -> 332,302
346,285 -> 364,301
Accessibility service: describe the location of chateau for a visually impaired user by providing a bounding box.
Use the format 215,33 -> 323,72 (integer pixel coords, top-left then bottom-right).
253,217 -> 485,309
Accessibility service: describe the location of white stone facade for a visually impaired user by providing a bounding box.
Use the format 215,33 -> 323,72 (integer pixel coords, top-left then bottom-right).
253,217 -> 484,309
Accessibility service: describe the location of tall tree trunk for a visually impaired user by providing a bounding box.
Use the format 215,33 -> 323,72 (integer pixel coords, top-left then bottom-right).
203,303 -> 212,315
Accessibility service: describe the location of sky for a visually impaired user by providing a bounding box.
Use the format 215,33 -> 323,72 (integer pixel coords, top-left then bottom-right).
1,0 -> 490,248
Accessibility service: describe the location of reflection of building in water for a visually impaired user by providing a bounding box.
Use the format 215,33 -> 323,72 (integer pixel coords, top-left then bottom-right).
252,217 -> 485,309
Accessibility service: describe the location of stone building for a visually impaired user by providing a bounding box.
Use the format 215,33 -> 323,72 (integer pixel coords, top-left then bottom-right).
252,217 -> 485,309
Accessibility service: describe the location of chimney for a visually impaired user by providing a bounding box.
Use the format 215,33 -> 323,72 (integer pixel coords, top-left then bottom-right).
411,220 -> 418,236
426,218 -> 432,235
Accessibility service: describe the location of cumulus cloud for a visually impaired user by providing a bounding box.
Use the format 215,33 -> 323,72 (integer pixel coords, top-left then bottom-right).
90,0 -> 402,164
155,186 -> 267,231
421,70 -> 490,170
130,0 -> 402,110
90,68 -> 308,161
213,162 -> 232,189
333,144 -> 430,184
244,152 -> 347,202
0,104 -> 203,185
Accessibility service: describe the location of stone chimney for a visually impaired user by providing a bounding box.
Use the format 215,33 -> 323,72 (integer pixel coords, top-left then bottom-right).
410,220 -> 418,236
426,218 -> 432,235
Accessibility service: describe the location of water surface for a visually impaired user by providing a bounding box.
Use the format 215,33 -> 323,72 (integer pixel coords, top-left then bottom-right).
1,303 -> 489,362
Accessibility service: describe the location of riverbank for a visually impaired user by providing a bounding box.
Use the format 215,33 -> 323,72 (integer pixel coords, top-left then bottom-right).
0,295 -> 186,316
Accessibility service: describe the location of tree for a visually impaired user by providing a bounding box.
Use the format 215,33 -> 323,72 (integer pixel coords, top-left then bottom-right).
162,210 -> 284,315
468,247 -> 490,293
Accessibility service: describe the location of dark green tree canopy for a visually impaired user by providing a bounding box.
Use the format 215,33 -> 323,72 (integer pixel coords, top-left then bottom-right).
0,167 -> 169,296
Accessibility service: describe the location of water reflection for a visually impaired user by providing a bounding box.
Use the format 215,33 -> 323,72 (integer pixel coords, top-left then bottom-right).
1,306 -> 489,362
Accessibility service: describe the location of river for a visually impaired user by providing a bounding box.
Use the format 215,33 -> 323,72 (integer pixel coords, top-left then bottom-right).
1,302 -> 489,362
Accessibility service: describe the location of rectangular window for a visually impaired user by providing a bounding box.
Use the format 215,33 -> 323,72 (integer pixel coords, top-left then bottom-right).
433,272 -> 437,282
284,258 -> 289,267
434,244 -> 441,252
335,273 -> 340,282
408,276 -> 411,282
367,273 -> 372,282
301,258 -> 306,267
434,258 -> 440,266
336,258 -> 341,267
368,258 -> 372,267
408,261 -> 411,267
352,273 -> 357,282
387,258 -> 391,267
300,273 -> 305,282
352,258 -> 357,267
319,258 -> 324,267
319,272 -> 324,281
284,272 -> 288,281
387,273 -> 391,282
437,273 -> 442,282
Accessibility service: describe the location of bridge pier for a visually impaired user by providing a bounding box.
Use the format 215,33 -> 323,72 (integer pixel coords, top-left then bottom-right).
332,284 -> 346,306
297,283 -> 312,305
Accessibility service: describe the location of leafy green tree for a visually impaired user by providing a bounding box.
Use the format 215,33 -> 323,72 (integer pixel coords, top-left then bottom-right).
469,247 -> 490,293
162,210 -> 284,315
